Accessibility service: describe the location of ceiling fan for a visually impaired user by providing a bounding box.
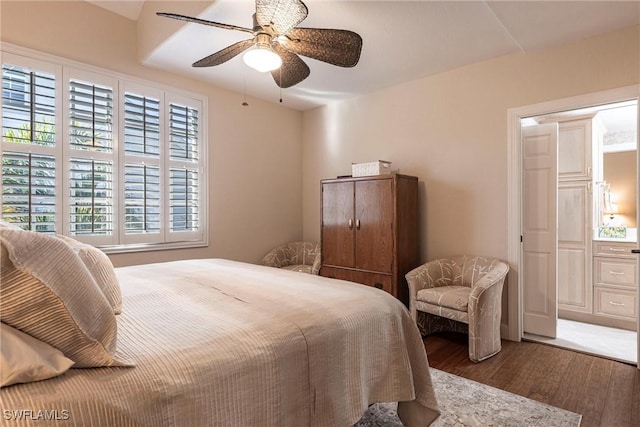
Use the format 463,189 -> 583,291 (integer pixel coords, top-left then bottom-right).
157,0 -> 363,89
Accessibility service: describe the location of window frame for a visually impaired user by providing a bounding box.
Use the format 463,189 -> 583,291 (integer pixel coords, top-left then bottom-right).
1,44 -> 209,253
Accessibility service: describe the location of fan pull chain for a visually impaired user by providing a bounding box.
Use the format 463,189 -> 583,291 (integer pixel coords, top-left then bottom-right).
242,76 -> 248,107
279,68 -> 283,103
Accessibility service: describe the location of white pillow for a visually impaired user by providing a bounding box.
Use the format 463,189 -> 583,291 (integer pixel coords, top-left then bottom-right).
0,219 -> 22,230
57,235 -> 123,314
0,229 -> 131,368
1,323 -> 75,387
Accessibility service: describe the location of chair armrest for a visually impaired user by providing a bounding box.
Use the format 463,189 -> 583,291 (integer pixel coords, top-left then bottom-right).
311,251 -> 321,275
261,246 -> 289,268
468,263 -> 509,323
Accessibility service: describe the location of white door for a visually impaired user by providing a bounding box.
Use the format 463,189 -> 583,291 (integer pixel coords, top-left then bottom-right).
636,106 -> 640,370
522,123 -> 558,338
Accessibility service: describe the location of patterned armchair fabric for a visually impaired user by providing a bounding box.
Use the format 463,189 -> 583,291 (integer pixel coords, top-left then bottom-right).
406,255 -> 509,362
261,242 -> 321,275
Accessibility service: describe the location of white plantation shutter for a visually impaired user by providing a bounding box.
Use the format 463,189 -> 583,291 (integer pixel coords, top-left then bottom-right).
1,55 -> 61,233
124,164 -> 161,235
2,48 -> 207,251
68,158 -> 113,236
121,85 -> 163,244
124,92 -> 160,156
1,152 -> 56,233
169,103 -> 199,161
2,64 -> 56,146
169,168 -> 199,231
166,95 -> 203,242
65,70 -> 117,244
68,79 -> 113,152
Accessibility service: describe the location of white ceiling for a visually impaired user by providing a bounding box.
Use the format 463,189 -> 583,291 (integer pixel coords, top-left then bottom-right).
88,1 -> 640,111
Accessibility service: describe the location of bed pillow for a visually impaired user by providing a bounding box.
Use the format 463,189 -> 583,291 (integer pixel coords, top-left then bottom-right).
0,219 -> 22,230
0,229 -> 130,368
0,322 -> 75,387
57,235 -> 122,315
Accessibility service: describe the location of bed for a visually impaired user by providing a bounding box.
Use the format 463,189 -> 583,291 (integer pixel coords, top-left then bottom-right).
0,228 -> 439,427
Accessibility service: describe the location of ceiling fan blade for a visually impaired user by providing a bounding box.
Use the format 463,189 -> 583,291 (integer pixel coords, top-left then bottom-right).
157,12 -> 254,34
271,45 -> 310,88
193,39 -> 255,67
279,28 -> 363,67
256,0 -> 308,35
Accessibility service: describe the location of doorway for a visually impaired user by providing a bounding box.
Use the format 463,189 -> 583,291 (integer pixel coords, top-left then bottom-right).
506,86 -> 640,367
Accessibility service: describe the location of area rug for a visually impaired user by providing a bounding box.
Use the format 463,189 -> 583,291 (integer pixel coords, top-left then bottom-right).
355,368 -> 582,426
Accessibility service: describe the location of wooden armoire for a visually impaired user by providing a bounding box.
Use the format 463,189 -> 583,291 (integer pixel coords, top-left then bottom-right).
319,173 -> 419,306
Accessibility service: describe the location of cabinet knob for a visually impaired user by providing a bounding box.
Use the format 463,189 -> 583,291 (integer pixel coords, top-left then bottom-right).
356,219 -> 361,230
374,282 -> 384,289
348,218 -> 354,230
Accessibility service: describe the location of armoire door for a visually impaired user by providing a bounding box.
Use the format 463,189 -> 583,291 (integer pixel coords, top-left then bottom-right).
321,181 -> 355,268
354,179 -> 393,273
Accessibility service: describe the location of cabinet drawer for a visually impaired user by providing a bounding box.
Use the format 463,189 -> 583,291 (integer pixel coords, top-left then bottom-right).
593,258 -> 638,289
320,266 -> 393,295
593,241 -> 636,258
594,287 -> 637,320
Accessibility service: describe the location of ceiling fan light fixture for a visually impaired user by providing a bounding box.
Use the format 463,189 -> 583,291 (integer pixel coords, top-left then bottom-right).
243,43 -> 282,73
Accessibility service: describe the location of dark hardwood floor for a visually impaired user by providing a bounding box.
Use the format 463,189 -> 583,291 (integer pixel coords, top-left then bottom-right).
424,332 -> 640,427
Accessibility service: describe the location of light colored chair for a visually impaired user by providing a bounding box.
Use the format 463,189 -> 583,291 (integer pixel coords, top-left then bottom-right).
406,255 -> 509,362
261,241 -> 321,275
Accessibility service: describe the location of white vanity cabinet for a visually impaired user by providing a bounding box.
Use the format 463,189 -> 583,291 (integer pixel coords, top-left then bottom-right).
592,241 -> 638,329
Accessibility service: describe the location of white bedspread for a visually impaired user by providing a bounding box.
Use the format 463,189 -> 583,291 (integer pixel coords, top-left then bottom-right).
0,259 -> 439,426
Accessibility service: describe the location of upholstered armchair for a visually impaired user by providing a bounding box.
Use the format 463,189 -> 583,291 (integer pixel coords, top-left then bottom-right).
406,255 -> 509,362
261,242 -> 321,275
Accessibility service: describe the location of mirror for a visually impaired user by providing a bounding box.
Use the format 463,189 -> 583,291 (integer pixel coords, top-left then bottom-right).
598,103 -> 637,230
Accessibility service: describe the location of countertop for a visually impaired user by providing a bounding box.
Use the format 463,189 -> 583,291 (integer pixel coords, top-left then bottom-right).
593,227 -> 637,243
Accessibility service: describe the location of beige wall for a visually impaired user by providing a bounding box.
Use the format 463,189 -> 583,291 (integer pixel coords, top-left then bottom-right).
0,1 -> 303,267
302,25 -> 639,329
604,150 -> 638,228
303,25 -> 639,259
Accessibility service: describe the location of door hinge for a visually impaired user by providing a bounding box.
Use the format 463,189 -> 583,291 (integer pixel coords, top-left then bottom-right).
520,235 -> 523,243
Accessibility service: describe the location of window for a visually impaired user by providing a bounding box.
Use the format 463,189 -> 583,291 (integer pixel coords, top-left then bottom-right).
166,96 -> 201,241
121,84 -> 162,244
124,163 -> 160,235
1,152 -> 56,233
1,50 -> 207,252
66,72 -> 116,244
1,56 -> 59,233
